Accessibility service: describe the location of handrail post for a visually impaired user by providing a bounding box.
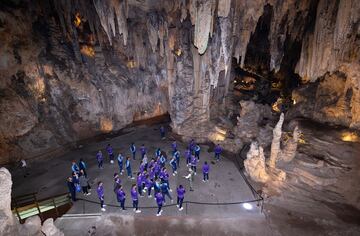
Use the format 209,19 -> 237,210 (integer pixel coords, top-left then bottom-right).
14,198 -> 22,223
185,202 -> 188,215
52,198 -> 59,217
33,194 -> 43,222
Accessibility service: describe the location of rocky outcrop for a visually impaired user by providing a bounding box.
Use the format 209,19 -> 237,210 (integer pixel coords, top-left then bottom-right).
244,142 -> 269,183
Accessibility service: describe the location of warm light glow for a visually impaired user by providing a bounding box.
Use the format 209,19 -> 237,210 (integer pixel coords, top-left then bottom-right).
272,98 -> 283,112
127,60 -> 136,68
243,203 -> 253,210
215,126 -> 227,135
74,13 -> 81,27
174,48 -> 182,56
100,117 -> 113,133
298,133 -> 306,144
80,45 -> 95,57
341,132 -> 358,142
293,99 -> 296,105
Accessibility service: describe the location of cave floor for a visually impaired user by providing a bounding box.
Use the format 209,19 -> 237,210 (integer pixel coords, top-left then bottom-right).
11,122 -> 259,218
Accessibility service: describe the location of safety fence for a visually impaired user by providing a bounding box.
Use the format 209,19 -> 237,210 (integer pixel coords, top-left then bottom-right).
11,192 -> 72,223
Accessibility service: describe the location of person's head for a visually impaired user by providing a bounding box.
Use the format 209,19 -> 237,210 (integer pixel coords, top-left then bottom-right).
179,184 -> 183,189
98,181 -> 103,187
80,169 -> 84,174
132,184 -> 136,189
114,173 -> 119,178
137,172 -> 141,176
127,157 -> 130,160
132,142 -> 134,145
72,171 -> 77,176
204,161 -> 208,165
107,144 -> 110,147
67,177 -> 72,182
72,160 -> 76,164
217,144 -> 220,146
98,150 -> 101,153
118,185 -> 122,190
142,144 -> 144,146
80,158 -> 83,162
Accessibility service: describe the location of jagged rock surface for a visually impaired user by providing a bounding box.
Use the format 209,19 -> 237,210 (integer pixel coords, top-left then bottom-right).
244,142 -> 269,183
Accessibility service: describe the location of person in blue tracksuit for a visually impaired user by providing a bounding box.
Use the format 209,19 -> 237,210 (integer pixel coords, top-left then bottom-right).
137,172 -> 144,196
185,149 -> 191,166
145,176 -> 154,198
71,161 -> 79,173
154,179 -> 161,194
113,173 -> 121,192
126,157 -> 133,179
188,139 -> 195,152
214,144 -> 222,161
159,154 -> 166,168
131,184 -> 141,213
116,185 -> 126,210
160,126 -> 165,139
96,151 -> 104,169
169,156 -> 177,176
78,158 -> 87,177
174,150 -> 180,167
140,144 -> 146,159
130,143 -> 136,160
160,181 -> 173,203
106,144 -> 114,164
117,153 -> 124,174
202,161 -> 210,182
155,191 -> 165,216
171,141 -> 177,153
96,181 -> 106,211
194,144 -> 201,160
190,155 -> 198,174
67,177 -> 76,202
176,185 -> 186,211
155,148 -> 162,158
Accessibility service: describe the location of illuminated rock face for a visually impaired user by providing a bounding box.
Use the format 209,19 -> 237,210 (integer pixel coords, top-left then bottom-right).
0,0 -> 359,164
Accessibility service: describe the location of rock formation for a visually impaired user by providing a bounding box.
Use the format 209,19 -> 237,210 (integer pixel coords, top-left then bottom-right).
244,142 -> 269,183
0,0 -> 359,164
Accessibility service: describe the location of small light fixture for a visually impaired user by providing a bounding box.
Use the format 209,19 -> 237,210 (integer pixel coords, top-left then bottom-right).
242,203 -> 253,210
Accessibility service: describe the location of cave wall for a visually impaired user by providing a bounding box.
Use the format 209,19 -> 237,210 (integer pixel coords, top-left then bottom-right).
0,0 -> 359,164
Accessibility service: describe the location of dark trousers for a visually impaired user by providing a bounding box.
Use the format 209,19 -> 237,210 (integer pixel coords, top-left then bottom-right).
109,154 -> 114,161
98,160 -> 103,168
162,191 -> 172,202
148,187 -> 152,196
191,165 -> 197,173
133,200 -> 138,210
132,152 -> 136,160
82,186 -> 88,194
118,163 -> 123,173
127,168 -> 132,177
141,153 -> 145,159
203,173 -> 209,181
120,199 -> 125,210
215,153 -> 220,161
177,197 -> 184,208
100,199 -> 104,208
157,204 -> 162,214
195,151 -> 200,159
70,190 -> 76,201
161,131 -> 165,138
138,186 -> 143,195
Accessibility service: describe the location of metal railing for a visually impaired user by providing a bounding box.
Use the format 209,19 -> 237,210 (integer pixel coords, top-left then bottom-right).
12,192 -> 72,223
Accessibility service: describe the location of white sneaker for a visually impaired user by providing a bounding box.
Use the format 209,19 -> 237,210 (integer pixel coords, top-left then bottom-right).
171,199 -> 173,203
202,180 -> 205,182
156,213 -> 161,216
135,210 -> 141,213
87,193 -> 91,196
194,172 -> 197,175
160,209 -> 163,213
110,160 -> 114,164
174,171 -> 177,174
140,195 -> 144,198
169,189 -> 173,192
131,177 -> 135,180
172,173 -> 176,176
133,208 -> 136,211
179,207 -> 183,211
177,205 -> 179,208
120,172 -> 123,175
148,195 -> 152,198
142,189 -> 146,193
101,208 -> 106,212
103,204 -> 107,207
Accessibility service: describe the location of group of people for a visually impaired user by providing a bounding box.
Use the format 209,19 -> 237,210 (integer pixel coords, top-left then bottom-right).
67,126 -> 223,216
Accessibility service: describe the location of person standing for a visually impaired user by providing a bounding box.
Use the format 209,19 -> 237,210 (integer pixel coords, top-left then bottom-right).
185,149 -> 191,166
202,161 -> 210,182
194,144 -> 201,160
155,191 -> 165,216
126,157 -> 133,179
131,184 -> 141,213
130,143 -> 136,160
190,155 -> 198,174
160,126 -> 165,139
96,181 -> 106,211
142,154 -> 148,171
67,177 -> 76,201
113,173 -> 121,192
174,150 -> 180,168
176,185 -> 186,211
188,139 -> 195,152
79,170 -> 90,195
106,144 -> 115,164
159,154 -> 166,168
116,185 -> 126,211
145,176 -> 154,198
136,172 -> 144,196
140,144 -> 146,160
20,159 -> 29,178
117,153 -> 124,175
214,144 -> 222,161
96,151 -> 104,169
71,161 -> 79,173
160,181 -> 173,203
155,148 -> 162,158
78,158 -> 87,178
169,156 -> 177,176
184,168 -> 195,191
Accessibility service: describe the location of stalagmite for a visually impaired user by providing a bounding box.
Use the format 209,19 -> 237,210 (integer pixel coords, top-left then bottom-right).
269,113 -> 284,169
279,126 -> 300,163
244,142 -> 269,183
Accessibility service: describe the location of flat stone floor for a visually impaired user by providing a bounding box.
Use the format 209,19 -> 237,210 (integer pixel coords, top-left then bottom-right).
11,122 -> 259,218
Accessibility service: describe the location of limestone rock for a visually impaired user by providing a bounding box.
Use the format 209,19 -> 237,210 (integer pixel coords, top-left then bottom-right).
244,142 -> 269,183
279,126 -> 299,163
23,216 -> 42,236
268,113 -> 284,168
0,168 -> 15,235
41,218 -> 64,236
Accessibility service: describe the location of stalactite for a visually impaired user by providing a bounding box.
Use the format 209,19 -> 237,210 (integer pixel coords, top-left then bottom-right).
218,0 -> 231,17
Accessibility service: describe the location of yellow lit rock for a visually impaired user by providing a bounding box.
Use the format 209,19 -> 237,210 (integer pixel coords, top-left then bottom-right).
100,117 -> 113,133
74,13 -> 81,27
80,45 -> 95,57
341,132 -> 358,142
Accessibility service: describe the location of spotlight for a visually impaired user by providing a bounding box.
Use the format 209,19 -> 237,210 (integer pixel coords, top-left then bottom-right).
242,203 -> 253,210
